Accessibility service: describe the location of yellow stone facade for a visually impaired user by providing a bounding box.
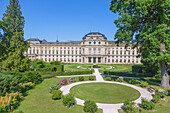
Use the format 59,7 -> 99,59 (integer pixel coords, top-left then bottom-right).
24,32 -> 141,64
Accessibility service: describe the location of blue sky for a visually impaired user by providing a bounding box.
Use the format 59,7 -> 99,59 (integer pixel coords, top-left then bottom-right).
0,0 -> 118,42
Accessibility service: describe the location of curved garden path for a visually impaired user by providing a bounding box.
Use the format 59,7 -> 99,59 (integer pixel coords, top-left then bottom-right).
60,69 -> 153,113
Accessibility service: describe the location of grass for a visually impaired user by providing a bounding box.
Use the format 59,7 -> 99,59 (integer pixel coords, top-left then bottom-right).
70,82 -> 140,104
18,77 -> 102,113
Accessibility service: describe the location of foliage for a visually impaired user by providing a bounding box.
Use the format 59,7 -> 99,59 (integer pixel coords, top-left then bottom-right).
69,77 -> 76,83
0,92 -> 22,112
93,65 -> 100,68
116,77 -> 124,82
123,99 -> 137,113
13,110 -> 23,113
49,84 -> 61,93
155,89 -> 168,98
110,0 -> 170,88
19,82 -> 34,93
51,90 -> 62,100
106,77 -> 112,81
128,79 -> 137,84
89,76 -> 95,81
79,76 -> 85,81
50,60 -> 61,65
140,81 -> 148,87
62,94 -> 75,108
0,71 -> 42,96
1,0 -> 30,72
140,98 -> 155,110
60,79 -> 67,86
152,94 -> 161,103
83,100 -> 97,113
132,65 -> 145,73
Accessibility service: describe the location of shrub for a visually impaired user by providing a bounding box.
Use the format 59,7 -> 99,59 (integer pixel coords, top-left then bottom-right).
116,77 -> 124,82
152,94 -> 160,103
140,98 -> 155,110
24,71 -> 42,84
62,94 -> 75,107
13,110 -> 23,113
79,76 -> 85,81
128,79 -> 137,84
140,81 -> 148,87
69,77 -> 76,83
93,65 -> 100,68
106,77 -> 112,81
89,76 -> 95,80
19,82 -> 35,93
51,90 -> 62,100
123,100 -> 136,113
155,89 -> 168,98
49,84 -> 61,93
132,65 -> 145,73
60,79 -> 67,86
84,100 -> 97,113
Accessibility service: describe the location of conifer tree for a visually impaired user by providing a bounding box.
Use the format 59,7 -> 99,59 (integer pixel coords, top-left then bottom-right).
1,0 -> 30,71
110,0 -> 170,88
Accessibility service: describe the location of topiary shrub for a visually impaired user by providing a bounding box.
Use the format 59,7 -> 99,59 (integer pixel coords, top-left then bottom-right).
140,81 -> 148,87
116,77 -> 124,82
62,94 -> 75,108
51,90 -> 62,100
84,100 -> 97,113
123,99 -> 137,113
140,98 -> 155,110
69,77 -> 76,83
152,94 -> 161,103
79,76 -> 85,81
89,76 -> 95,80
106,77 -> 112,81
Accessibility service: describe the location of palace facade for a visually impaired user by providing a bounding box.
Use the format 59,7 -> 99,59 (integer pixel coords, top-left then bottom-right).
24,32 -> 141,64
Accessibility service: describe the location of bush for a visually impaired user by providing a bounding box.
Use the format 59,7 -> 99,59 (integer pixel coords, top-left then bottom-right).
13,110 -> 23,113
132,65 -> 145,73
128,79 -> 137,84
60,79 -> 67,86
106,77 -> 112,81
116,77 -> 124,82
49,84 -> 61,93
19,82 -> 35,93
51,90 -> 62,100
79,76 -> 85,81
69,77 -> 76,83
152,94 -> 161,103
93,65 -> 100,68
123,100 -> 136,113
140,81 -> 148,87
89,76 -> 95,80
140,98 -> 155,110
155,89 -> 168,98
62,94 -> 75,107
84,100 -> 97,113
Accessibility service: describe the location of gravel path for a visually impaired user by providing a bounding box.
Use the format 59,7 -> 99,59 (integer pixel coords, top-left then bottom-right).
60,69 -> 153,113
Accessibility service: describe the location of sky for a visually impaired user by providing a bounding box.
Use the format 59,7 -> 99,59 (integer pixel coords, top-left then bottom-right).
0,0 -> 119,42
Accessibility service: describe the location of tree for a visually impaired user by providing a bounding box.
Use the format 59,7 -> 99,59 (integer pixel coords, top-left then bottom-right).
1,0 -> 30,71
110,0 -> 170,88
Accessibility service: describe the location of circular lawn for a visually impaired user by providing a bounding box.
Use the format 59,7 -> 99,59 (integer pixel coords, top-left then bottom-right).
70,83 -> 140,104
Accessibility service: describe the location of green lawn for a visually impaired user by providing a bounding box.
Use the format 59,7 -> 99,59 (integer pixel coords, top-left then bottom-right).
18,77 -> 102,113
64,64 -> 132,73
70,83 -> 140,104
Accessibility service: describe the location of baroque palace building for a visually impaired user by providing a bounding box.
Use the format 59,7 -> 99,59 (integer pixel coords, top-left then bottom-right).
24,32 -> 141,64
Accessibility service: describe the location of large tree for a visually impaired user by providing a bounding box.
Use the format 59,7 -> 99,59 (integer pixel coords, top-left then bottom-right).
1,0 -> 30,71
110,0 -> 170,88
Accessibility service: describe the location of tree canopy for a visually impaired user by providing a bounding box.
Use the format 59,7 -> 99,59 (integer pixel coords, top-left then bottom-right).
110,0 -> 170,88
0,0 -> 30,71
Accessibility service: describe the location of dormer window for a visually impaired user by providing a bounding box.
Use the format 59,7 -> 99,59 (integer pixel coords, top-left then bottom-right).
89,41 -> 91,44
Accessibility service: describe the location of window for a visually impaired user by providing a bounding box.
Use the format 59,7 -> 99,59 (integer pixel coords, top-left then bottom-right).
79,50 -> 81,54
53,50 -> 54,54
64,50 -> 66,54
33,50 -> 35,54
124,51 -> 126,55
89,41 -> 91,44
120,51 -> 122,55
94,41 -> 96,44
49,50 -> 51,54
116,51 -> 118,55
132,51 -> 134,55
98,49 -> 101,54
98,41 -> 101,44
108,51 -> 110,55
68,51 -> 70,54
128,51 -> 130,55
41,50 -> 43,54
105,49 -> 107,55
75,51 -> 77,54
89,48 -> 91,54
60,50 -> 62,54
30,50 -> 31,54
72,51 -> 74,54
45,50 -> 47,54
37,50 -> 39,54
93,48 -> 96,54
83,49 -> 84,54
112,51 -> 114,55
56,50 -> 58,54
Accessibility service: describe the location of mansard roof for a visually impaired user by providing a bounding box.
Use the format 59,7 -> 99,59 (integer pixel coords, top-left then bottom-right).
82,32 -> 107,40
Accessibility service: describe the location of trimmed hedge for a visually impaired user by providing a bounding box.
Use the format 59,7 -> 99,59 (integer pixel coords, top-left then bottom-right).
104,71 -> 154,77
41,70 -> 92,78
132,65 -> 145,73
37,64 -> 64,72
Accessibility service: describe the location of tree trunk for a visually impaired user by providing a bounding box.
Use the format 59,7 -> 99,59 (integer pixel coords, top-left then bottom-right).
160,62 -> 169,88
